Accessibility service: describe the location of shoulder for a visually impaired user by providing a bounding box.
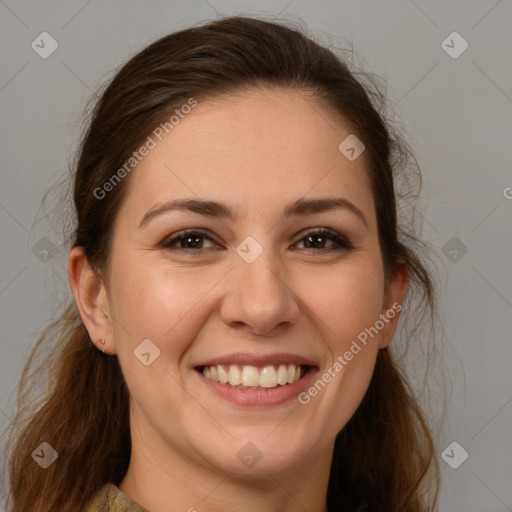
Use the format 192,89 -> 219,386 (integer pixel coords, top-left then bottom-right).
84,483 -> 149,512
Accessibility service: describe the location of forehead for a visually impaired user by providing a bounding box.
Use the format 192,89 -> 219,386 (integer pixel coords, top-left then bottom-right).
120,87 -> 375,225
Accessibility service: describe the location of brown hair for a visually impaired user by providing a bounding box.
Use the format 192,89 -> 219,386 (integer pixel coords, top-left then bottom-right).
3,16 -> 441,511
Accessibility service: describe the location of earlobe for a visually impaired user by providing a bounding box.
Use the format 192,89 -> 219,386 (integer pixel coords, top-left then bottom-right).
378,261 -> 409,349
68,246 -> 114,354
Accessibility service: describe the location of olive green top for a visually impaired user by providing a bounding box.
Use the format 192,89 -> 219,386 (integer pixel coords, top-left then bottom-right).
84,483 -> 148,511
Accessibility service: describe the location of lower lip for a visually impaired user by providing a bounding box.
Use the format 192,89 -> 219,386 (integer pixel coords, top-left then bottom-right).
196,368 -> 317,407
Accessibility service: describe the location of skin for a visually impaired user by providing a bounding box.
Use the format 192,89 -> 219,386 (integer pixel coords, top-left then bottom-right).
69,88 -> 408,512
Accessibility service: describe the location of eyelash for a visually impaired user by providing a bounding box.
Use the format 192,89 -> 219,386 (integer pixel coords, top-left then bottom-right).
160,227 -> 353,254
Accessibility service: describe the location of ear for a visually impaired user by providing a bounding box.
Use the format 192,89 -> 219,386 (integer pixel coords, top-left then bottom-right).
378,260 -> 409,349
68,246 -> 115,354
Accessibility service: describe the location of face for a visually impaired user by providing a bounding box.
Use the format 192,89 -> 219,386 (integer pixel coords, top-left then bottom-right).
74,88 -> 406,479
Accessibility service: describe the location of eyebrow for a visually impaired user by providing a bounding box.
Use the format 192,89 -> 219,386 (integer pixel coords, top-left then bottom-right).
138,197 -> 368,229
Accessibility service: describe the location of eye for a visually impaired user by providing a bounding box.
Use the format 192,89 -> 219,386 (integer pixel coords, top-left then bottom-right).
160,229 -> 220,251
160,227 -> 353,253
293,228 -> 353,252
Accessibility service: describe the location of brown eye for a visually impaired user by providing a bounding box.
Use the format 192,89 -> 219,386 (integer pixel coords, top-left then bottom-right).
174,235 -> 206,249
161,229 -> 218,250
294,228 -> 353,252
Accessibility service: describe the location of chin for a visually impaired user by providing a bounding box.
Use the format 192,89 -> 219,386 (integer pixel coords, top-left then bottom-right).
196,430 -> 318,477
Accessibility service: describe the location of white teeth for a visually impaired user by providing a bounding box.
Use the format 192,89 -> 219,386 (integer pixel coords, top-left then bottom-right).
242,365 -> 260,387
277,365 -> 288,385
259,366 -> 277,388
217,365 -> 229,384
201,363 -> 306,389
228,365 -> 242,386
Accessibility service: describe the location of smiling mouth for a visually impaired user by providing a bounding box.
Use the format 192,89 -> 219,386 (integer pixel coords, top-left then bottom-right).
197,364 -> 310,390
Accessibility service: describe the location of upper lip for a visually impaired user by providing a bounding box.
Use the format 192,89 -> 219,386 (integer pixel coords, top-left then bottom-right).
195,352 -> 318,368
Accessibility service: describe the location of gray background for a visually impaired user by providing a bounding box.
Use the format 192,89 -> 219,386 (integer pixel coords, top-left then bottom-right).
1,0 -> 511,510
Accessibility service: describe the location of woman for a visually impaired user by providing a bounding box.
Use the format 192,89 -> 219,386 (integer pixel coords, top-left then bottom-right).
3,16 -> 440,512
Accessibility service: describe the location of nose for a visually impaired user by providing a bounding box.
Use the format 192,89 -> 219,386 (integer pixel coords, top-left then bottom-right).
220,249 -> 300,336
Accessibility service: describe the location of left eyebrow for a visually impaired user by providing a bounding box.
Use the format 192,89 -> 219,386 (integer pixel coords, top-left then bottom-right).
138,197 -> 368,229
283,197 -> 368,228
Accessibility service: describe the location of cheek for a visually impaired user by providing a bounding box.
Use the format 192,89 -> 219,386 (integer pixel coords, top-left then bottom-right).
293,263 -> 385,436
300,260 -> 385,353
108,255 -> 223,361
